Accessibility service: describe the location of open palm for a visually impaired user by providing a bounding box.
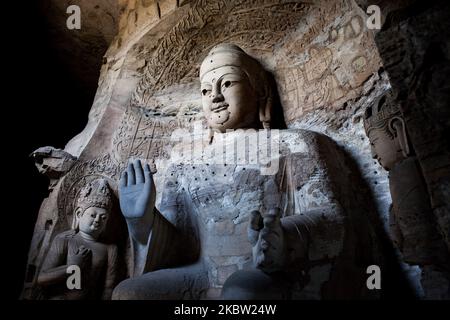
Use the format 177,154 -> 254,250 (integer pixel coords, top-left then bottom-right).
119,160 -> 155,219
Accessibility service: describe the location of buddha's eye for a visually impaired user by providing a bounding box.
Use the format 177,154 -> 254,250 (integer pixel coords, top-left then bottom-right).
91,213 -> 96,218
201,89 -> 210,96
222,81 -> 232,88
101,215 -> 107,220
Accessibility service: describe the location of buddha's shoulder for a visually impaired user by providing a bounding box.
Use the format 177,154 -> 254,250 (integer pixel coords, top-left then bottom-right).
278,128 -> 330,141
51,230 -> 77,248
54,230 -> 77,240
277,129 -> 334,157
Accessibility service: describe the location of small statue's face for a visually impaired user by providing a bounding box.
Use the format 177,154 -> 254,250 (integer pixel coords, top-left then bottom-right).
201,66 -> 259,132
368,129 -> 404,171
78,207 -> 109,238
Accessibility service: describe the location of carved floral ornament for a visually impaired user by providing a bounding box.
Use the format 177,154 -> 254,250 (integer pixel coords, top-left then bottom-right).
363,96 -> 402,136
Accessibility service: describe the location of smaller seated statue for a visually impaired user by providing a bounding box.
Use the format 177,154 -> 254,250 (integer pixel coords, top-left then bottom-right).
37,178 -> 119,300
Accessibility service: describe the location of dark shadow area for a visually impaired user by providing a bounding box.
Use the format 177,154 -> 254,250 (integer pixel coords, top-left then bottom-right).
304,132 -> 418,299
7,0 -> 99,299
329,138 -> 418,299
267,71 -> 288,130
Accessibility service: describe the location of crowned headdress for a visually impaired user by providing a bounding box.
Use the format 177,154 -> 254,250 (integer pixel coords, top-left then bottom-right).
75,178 -> 113,214
363,91 -> 402,137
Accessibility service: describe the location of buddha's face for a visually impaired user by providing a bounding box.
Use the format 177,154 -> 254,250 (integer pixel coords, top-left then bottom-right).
368,127 -> 405,171
77,207 -> 109,239
201,66 -> 259,132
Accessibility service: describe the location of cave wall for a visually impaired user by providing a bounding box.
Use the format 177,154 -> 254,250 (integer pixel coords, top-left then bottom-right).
39,0 -> 123,92
24,0 -> 430,298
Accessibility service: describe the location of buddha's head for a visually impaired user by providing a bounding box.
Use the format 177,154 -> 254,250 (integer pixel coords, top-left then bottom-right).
73,178 -> 113,240
364,92 -> 410,171
199,44 -> 272,132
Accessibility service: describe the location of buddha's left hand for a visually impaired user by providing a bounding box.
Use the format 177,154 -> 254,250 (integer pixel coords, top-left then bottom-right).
248,208 -> 287,273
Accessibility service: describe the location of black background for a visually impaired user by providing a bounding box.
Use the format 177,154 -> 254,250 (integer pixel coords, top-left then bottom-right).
6,0 -> 96,299
4,0 -> 448,309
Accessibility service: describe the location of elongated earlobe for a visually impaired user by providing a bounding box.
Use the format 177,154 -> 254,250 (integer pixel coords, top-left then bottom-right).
259,86 -> 272,129
72,207 -> 83,230
389,117 -> 410,157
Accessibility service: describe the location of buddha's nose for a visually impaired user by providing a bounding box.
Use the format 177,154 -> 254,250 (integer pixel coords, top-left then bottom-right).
212,93 -> 224,103
211,83 -> 224,103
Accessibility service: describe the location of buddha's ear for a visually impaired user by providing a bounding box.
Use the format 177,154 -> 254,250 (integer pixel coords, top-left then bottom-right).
259,86 -> 272,129
75,207 -> 83,219
389,117 -> 410,157
71,207 -> 83,230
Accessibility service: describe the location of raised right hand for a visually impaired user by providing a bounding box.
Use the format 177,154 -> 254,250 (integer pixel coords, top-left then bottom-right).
119,159 -> 156,220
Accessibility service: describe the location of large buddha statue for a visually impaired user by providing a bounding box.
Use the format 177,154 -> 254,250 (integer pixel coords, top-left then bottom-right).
112,44 -> 379,299
363,91 -> 450,299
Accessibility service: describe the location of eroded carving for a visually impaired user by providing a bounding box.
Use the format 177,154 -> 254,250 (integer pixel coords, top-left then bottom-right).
364,91 -> 450,299
132,0 -> 311,108
30,146 -> 77,190
37,179 -> 119,300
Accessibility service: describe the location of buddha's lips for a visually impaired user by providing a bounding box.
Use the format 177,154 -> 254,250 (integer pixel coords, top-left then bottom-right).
91,223 -> 100,230
211,103 -> 229,112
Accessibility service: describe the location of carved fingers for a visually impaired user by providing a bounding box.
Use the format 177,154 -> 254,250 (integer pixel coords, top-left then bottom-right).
119,170 -> 127,189
262,208 -> 282,228
68,245 -> 92,267
248,210 -> 263,245
127,161 -> 136,185
259,208 -> 283,252
143,162 -> 153,186
119,159 -> 155,220
251,208 -> 286,272
120,159 -> 153,188
248,208 -> 282,245
134,159 -> 145,184
76,245 -> 91,258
